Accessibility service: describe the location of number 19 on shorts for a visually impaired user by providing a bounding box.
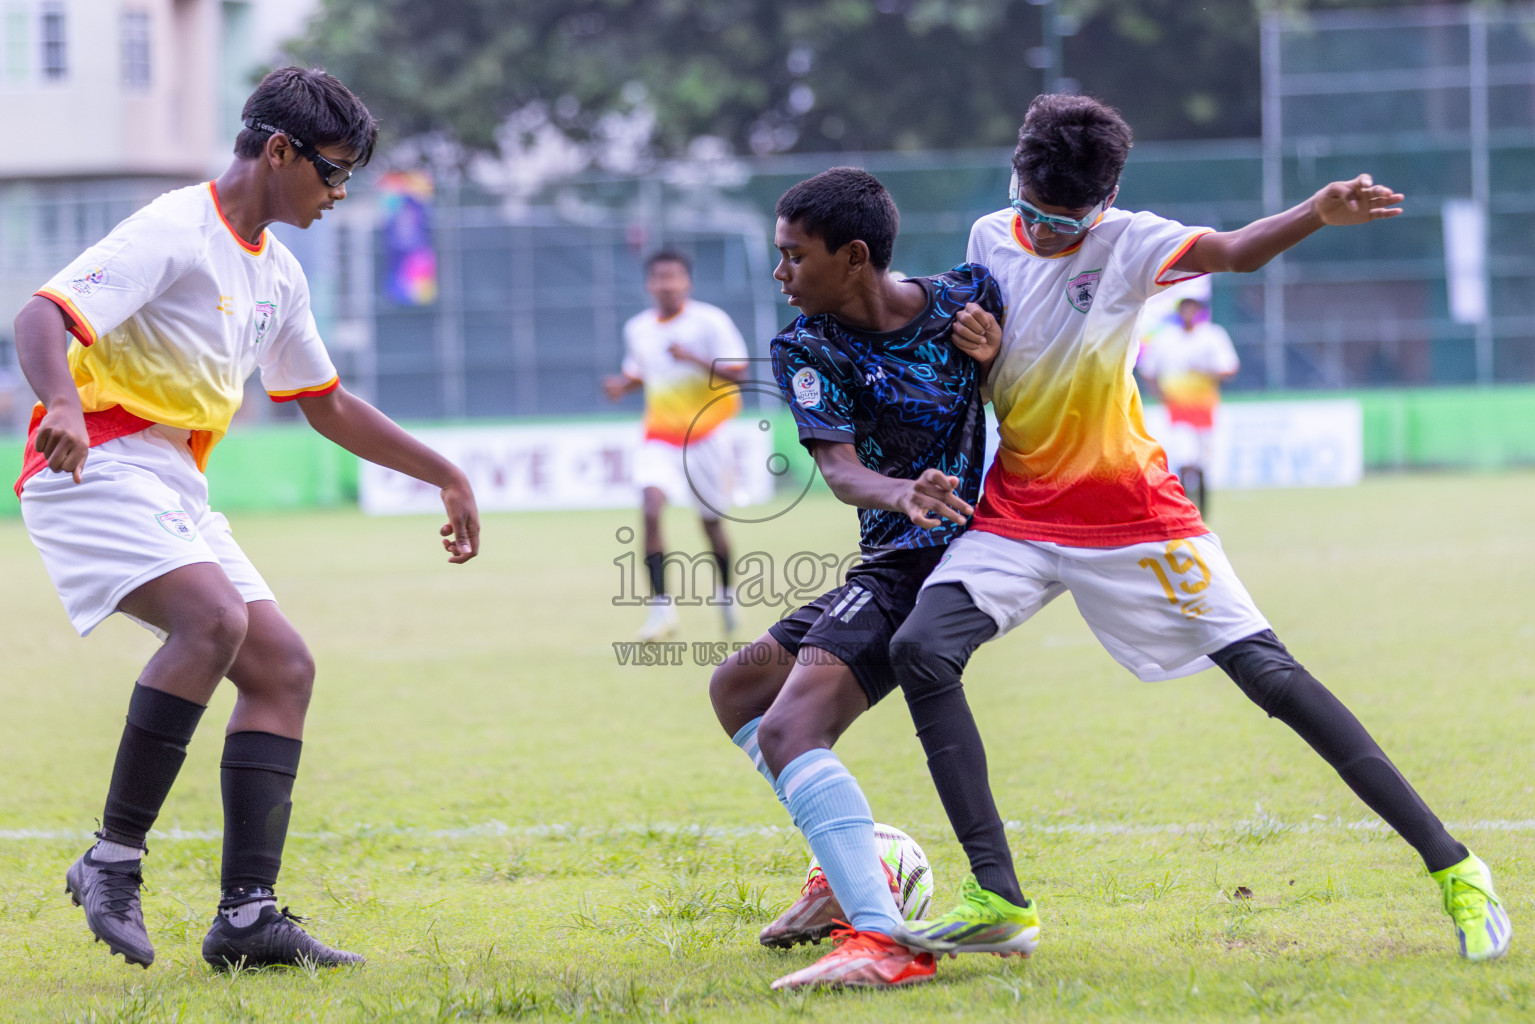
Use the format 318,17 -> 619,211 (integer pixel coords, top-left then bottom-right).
1138,539 -> 1212,619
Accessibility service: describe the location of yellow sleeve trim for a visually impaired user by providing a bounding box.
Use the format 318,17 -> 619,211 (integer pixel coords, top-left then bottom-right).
1154,230 -> 1214,286
268,376 -> 341,402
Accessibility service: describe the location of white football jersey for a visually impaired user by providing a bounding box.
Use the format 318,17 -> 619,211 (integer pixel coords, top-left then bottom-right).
36,182 -> 339,466
966,205 -> 1214,546
621,300 -> 748,444
1139,321 -> 1239,381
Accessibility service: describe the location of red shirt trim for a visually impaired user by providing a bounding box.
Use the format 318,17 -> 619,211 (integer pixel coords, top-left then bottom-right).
1165,401 -> 1216,429
972,515 -> 1209,548
972,456 -> 1207,548
14,404 -> 154,497
268,377 -> 341,403
208,182 -> 267,255
1153,231 -> 1213,286
35,288 -> 98,345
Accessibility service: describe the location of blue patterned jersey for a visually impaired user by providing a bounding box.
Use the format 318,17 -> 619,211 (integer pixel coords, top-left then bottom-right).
771,263 -> 1002,556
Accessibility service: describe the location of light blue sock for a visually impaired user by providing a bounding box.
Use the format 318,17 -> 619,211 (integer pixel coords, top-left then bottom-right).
730,717 -> 789,813
775,748 -> 901,935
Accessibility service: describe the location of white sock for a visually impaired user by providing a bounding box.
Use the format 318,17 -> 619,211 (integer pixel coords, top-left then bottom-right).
220,898 -> 275,928
92,839 -> 142,863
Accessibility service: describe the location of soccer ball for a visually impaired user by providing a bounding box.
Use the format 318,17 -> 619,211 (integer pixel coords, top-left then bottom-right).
806,822 -> 934,921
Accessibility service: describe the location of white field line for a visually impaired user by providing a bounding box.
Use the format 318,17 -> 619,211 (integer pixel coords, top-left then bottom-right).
2,818 -> 1534,843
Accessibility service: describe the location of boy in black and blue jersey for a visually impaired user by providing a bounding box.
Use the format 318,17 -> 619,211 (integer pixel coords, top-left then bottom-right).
708,167 -> 1008,990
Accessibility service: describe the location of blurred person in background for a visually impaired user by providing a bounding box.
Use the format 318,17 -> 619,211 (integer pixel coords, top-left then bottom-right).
604,251 -> 749,640
1136,295 -> 1238,514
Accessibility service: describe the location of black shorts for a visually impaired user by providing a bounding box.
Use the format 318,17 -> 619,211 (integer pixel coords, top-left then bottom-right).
768,546 -> 946,706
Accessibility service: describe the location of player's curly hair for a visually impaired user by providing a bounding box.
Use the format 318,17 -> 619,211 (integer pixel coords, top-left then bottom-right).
235,67 -> 379,166
775,167 -> 899,270
1012,94 -> 1131,209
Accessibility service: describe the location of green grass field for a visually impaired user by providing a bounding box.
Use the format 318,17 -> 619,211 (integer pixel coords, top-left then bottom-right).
1,473 -> 1532,1022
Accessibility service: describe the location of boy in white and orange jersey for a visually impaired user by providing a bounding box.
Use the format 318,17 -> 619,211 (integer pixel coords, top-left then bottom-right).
1137,295 -> 1239,513
604,251 -> 749,639
14,68 -> 479,970
888,94 -> 1509,963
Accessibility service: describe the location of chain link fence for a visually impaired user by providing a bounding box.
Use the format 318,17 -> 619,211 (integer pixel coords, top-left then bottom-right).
1,3 -> 1532,434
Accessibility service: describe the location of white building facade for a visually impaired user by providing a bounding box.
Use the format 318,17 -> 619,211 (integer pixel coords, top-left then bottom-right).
0,0 -> 319,432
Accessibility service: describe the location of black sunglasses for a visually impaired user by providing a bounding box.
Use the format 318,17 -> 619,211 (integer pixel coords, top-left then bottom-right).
244,119 -> 353,187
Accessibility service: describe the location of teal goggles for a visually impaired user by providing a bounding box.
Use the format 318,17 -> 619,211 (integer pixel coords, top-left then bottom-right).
1010,195 -> 1106,236
1007,170 -> 1113,236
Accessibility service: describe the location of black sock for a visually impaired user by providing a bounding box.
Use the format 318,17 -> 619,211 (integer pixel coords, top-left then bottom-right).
100,684 -> 207,848
714,550 -> 731,588
891,584 -> 1026,906
1179,466 -> 1205,516
644,551 -> 666,596
1211,631 -> 1469,872
220,731 -> 302,893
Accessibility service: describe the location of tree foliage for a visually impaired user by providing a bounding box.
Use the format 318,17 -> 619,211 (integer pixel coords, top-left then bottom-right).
289,0 -> 1456,161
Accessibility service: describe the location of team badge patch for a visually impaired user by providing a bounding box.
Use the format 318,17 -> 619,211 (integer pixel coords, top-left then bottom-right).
253,300 -> 277,344
155,510 -> 197,541
792,367 -> 822,408
69,266 -> 106,297
1066,269 -> 1102,313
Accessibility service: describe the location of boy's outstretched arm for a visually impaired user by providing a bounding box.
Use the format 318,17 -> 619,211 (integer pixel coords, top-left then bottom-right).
811,442 -> 971,530
297,388 -> 480,563
1175,173 -> 1404,275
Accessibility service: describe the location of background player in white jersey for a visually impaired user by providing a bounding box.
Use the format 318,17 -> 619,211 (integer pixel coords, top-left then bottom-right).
890,94 -> 1509,964
13,67 -> 480,970
604,252 -> 749,640
1136,295 -> 1239,513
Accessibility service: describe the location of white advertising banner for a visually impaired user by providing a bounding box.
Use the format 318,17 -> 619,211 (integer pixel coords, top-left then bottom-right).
360,419 -> 777,515
1141,399 -> 1363,489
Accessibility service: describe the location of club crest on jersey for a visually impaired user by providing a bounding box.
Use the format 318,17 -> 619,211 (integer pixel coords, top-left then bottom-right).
155,510 -> 197,541
69,266 -> 106,297
792,367 -> 822,408
1066,269 -> 1102,313
253,300 -> 277,344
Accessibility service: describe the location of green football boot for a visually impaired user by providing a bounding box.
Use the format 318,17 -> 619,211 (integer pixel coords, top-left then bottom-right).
892,875 -> 1039,956
1432,852 -> 1511,962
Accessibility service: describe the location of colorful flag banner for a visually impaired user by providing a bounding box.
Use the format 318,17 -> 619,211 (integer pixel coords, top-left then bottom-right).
379,170 -> 438,306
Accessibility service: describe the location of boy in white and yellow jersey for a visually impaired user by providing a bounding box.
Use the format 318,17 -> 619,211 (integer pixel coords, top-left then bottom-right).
604,251 -> 749,640
1136,295 -> 1239,513
14,68 -> 480,970
889,94 -> 1509,964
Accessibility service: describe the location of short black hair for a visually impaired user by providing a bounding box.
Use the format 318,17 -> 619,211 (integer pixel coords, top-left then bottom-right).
235,67 -> 379,165
1012,94 -> 1131,209
645,250 -> 692,276
774,167 -> 899,270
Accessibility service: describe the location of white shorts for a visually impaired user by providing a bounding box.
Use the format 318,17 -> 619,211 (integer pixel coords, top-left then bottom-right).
632,433 -> 733,521
1162,422 -> 1212,472
923,529 -> 1269,681
19,425 -> 274,637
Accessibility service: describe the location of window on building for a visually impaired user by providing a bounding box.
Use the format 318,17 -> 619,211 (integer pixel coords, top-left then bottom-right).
3,3 -> 29,84
121,9 -> 149,89
39,0 -> 64,81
